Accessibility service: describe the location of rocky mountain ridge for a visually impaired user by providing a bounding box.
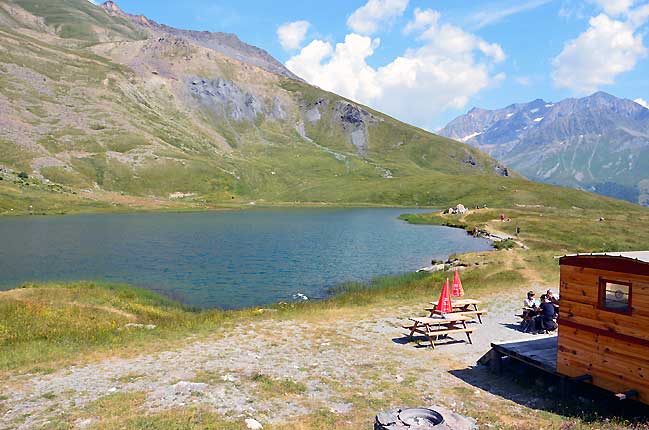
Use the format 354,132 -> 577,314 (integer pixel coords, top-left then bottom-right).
100,1 -> 299,80
439,92 -> 649,205
0,0 -> 524,210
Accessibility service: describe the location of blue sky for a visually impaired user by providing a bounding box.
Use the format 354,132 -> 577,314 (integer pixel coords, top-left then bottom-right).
109,0 -> 649,130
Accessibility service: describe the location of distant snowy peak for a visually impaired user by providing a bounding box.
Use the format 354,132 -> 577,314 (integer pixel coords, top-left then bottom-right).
635,98 -> 649,109
439,91 -> 649,206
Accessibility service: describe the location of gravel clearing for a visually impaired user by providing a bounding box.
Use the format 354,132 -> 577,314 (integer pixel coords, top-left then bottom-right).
1,293 -> 554,429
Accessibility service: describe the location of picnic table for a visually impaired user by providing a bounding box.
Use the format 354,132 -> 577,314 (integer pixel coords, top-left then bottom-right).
429,298 -> 481,311
426,298 -> 487,323
403,315 -> 474,349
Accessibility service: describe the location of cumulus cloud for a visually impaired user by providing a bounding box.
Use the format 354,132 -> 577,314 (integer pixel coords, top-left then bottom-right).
552,13 -> 647,93
286,8 -> 505,129
277,20 -> 311,51
635,97 -> 649,108
347,0 -> 409,34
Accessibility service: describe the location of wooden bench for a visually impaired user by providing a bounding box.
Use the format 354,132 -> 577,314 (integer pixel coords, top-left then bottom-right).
454,309 -> 488,324
402,325 -> 475,349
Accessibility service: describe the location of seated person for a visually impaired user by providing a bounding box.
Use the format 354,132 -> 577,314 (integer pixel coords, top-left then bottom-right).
546,289 -> 560,309
523,291 -> 537,308
535,294 -> 558,332
521,291 -> 538,332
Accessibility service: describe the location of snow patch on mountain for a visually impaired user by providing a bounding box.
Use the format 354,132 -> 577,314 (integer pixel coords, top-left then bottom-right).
459,131 -> 483,142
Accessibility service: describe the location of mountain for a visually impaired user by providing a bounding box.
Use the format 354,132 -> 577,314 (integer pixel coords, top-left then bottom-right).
0,0 -> 636,213
100,1 -> 299,80
439,92 -> 649,206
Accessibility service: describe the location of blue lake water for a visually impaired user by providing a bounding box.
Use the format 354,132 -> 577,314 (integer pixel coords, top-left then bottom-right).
0,208 -> 491,309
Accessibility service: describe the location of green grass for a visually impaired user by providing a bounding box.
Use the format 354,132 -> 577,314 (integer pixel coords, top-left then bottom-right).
493,239 -> 516,250
0,256 -> 525,374
401,206 -> 649,253
0,179 -> 116,216
37,392 -> 249,430
250,373 -> 307,396
0,138 -> 34,171
0,281 -> 198,370
10,0 -> 144,43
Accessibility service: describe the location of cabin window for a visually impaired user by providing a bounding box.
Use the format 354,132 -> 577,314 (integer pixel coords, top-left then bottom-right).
599,279 -> 631,313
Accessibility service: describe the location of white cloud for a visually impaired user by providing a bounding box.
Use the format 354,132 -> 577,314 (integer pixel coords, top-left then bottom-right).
552,13 -> 647,93
468,0 -> 553,29
588,0 -> 636,15
635,97 -> 649,108
406,8 -> 506,63
277,20 -> 311,51
403,7 -> 438,33
347,0 -> 409,35
628,3 -> 649,26
286,8 -> 505,129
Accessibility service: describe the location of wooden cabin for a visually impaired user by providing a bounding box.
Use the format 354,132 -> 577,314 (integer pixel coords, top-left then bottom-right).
557,252 -> 649,403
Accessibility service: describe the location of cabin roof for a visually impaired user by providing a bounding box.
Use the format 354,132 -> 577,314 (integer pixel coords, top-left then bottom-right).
557,252 -> 649,276
558,251 -> 649,263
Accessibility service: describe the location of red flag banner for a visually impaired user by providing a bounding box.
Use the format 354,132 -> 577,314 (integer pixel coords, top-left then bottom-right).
437,278 -> 453,314
452,270 -> 465,297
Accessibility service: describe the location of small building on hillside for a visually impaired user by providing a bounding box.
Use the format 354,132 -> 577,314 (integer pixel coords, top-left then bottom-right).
557,252 -> 649,403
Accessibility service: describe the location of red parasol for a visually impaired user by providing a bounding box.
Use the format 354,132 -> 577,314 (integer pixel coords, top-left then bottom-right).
451,269 -> 465,297
436,278 -> 453,314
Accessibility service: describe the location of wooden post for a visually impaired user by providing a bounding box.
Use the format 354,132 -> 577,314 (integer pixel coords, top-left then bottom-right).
489,349 -> 503,374
560,376 -> 571,400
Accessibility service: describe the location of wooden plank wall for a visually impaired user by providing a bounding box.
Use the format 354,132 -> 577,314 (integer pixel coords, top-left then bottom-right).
557,264 -> 649,403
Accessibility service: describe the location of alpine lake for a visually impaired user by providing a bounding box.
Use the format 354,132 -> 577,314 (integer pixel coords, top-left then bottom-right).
0,208 -> 491,309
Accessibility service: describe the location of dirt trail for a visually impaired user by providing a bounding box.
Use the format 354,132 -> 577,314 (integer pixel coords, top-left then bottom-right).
511,251 -> 545,285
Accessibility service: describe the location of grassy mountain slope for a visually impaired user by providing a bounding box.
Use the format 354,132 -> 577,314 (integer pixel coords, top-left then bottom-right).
7,0 -> 143,42
0,0 -> 645,215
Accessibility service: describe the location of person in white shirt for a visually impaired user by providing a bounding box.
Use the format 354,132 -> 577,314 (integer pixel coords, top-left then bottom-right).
521,291 -> 539,332
523,291 -> 537,308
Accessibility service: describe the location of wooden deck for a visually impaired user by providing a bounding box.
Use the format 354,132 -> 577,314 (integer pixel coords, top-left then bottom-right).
490,336 -> 558,373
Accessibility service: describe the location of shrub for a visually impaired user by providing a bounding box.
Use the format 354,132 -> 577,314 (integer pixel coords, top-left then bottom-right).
493,239 -> 516,250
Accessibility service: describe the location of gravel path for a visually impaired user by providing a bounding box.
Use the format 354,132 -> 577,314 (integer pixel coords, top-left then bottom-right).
1,292 -> 554,430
